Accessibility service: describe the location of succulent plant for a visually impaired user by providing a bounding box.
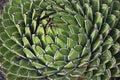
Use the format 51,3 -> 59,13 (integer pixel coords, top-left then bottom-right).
0,0 -> 120,80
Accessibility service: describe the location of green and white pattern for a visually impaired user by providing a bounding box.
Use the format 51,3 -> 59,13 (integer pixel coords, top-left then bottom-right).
0,0 -> 120,80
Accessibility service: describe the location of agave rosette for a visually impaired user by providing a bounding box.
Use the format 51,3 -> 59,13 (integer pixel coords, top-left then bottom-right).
0,0 -> 120,80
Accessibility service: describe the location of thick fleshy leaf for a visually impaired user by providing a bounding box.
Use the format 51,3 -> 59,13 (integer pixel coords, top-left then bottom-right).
1,0 -> 120,79
92,35 -> 103,52
32,34 -> 41,46
101,4 -> 109,22
84,3 -> 93,21
32,62 -> 45,69
90,24 -> 99,42
91,0 -> 100,12
23,48 -> 35,58
36,46 -> 45,55
74,14 -> 85,27
22,36 -> 31,47
94,12 -> 103,29
85,19 -> 92,35
107,15 -> 117,28
68,48 -> 79,60
78,33 -> 87,46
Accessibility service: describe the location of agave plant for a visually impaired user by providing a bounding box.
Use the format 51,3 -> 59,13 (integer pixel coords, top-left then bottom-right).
0,0 -> 120,80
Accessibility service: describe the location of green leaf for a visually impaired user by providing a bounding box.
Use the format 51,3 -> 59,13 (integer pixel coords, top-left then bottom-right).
68,25 -> 79,34
32,34 -> 41,46
113,1 -> 120,10
111,66 -> 120,77
23,48 -> 35,58
23,14 -> 27,25
84,3 -> 93,21
42,35 -> 54,46
94,12 -> 103,29
100,50 -> 112,64
110,28 -> 120,41
110,42 -> 120,55
5,26 -> 18,36
22,36 -> 31,47
68,48 -> 79,60
0,32 -> 9,41
81,40 -> 91,57
36,26 -> 45,36
85,71 -> 93,79
64,61 -> 74,69
112,10 -> 120,19
101,4 -> 109,22
102,69 -> 111,79
25,27 -> 31,38
54,50 -> 64,60
2,19 -> 14,27
45,55 -> 54,62
13,12 -> 23,21
67,37 -> 77,48
55,35 -> 66,48
90,24 -> 99,42
38,55 -> 46,64
102,36 -> 113,51
58,24 -> 70,32
78,33 -> 87,46
54,61 -> 65,66
91,50 -> 101,62
69,33 -> 78,41
91,0 -> 100,12
32,62 -> 45,69
59,48 -> 69,55
3,39 -> 16,48
9,6 -> 21,14
32,9 -> 36,19
74,45 -> 83,53
15,24 -> 23,36
32,45 -> 38,55
94,64 -> 106,76
45,44 -> 58,56
107,15 -> 116,28
91,76 -> 101,80
36,46 -> 45,55
74,14 -> 85,27
88,58 -> 100,71
107,57 -> 116,68
61,13 -> 77,25
100,23 -> 110,39
76,3 -> 84,15
2,12 -> 10,19
92,35 -> 103,52
102,0 -> 112,5
31,20 -> 37,32
85,19 -> 92,35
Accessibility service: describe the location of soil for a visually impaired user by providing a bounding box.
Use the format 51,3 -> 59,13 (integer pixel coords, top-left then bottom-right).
0,0 -> 9,10
0,66 -> 6,80
0,71 -> 6,80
